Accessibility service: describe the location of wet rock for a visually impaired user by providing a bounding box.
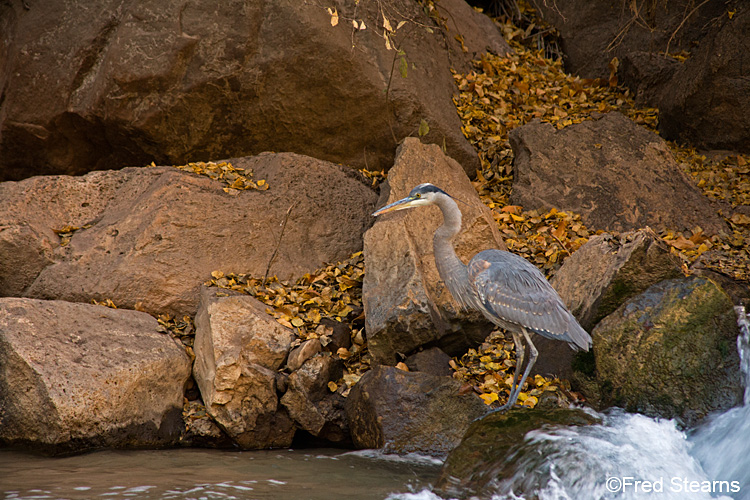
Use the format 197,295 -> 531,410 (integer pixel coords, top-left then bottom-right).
0,0 -> 512,180
0,297 -> 191,454
286,339 -> 322,372
3,152 -> 376,315
193,287 -> 295,449
405,347 -> 453,377
280,353 -> 348,443
363,138 -> 506,364
346,365 -> 488,458
509,112 -> 727,234
434,408 -> 600,499
592,276 -> 743,426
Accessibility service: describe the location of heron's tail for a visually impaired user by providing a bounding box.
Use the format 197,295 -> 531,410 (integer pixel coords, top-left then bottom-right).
566,316 -> 593,351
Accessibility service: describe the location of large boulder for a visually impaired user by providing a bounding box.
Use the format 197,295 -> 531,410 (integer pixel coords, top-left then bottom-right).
363,138 -> 506,364
534,1 -> 750,153
434,408 -> 599,499
1,152 -> 377,315
592,276 -> 743,426
0,297 -> 191,454
193,287 -> 295,449
0,0 -> 511,181
346,365 -> 488,458
509,112 -> 727,234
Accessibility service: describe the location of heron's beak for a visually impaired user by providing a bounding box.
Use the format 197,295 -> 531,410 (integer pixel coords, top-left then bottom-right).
372,196 -> 420,216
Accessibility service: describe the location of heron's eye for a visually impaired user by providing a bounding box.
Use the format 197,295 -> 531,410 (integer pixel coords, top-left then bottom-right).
414,193 -> 421,198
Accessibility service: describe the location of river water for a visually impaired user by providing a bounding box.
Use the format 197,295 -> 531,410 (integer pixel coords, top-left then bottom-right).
3,308 -> 749,500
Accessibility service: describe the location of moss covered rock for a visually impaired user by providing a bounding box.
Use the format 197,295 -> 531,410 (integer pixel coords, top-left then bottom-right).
593,276 -> 743,426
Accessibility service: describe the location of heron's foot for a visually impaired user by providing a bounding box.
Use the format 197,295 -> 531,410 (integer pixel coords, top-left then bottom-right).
473,401 -> 517,422
492,401 -> 516,413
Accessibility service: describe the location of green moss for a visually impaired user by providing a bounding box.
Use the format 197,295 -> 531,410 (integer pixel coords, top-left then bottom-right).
592,277 -> 742,425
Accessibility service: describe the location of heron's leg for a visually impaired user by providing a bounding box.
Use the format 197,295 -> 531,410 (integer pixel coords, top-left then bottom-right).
497,329 -> 525,411
511,327 -> 539,407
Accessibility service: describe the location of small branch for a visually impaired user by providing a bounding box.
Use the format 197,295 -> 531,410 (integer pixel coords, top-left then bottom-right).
551,232 -> 571,256
263,201 -> 297,285
665,0 -> 711,58
384,43 -> 400,144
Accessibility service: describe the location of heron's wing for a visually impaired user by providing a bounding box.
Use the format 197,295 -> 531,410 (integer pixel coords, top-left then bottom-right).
468,249 -> 591,350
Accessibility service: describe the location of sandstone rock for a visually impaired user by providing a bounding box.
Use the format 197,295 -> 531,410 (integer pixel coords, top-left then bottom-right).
346,365 -> 488,457
0,0 -> 511,180
0,223 -> 56,297
363,138 -> 506,364
286,339 -> 322,373
2,152 -> 376,315
193,287 -> 295,449
509,112 -> 727,234
180,400 -> 234,449
434,408 -> 599,499
535,1 -> 750,153
280,353 -> 347,443
534,0 -> 719,79
0,297 -> 191,454
655,10 -> 750,153
0,167 -> 147,297
438,0 -> 512,64
405,347 -> 453,377
592,277 -> 743,426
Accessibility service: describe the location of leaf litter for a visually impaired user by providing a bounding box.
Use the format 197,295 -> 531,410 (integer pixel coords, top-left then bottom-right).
207,251 -> 370,396
159,160 -> 270,193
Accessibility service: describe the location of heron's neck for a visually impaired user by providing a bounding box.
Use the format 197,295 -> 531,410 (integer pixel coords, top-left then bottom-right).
434,195 -> 462,244
433,195 -> 472,308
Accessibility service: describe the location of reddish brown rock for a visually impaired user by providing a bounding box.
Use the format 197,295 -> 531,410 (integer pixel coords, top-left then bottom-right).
0,0 -> 510,181
346,365 -> 487,457
363,138 -> 506,364
0,297 -> 191,454
193,287 -> 295,449
280,353 -> 348,443
534,1 -> 750,153
0,152 -> 376,316
509,113 -> 727,234
405,347 -> 453,377
551,229 -> 684,330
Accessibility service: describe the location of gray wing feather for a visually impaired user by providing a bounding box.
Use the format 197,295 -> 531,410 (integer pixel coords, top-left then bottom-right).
468,249 -> 592,350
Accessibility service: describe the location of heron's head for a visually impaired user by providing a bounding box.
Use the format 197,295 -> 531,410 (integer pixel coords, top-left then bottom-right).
372,183 -> 449,216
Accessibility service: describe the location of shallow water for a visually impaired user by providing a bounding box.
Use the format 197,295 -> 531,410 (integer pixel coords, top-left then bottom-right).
4,309 -> 749,500
0,448 -> 440,500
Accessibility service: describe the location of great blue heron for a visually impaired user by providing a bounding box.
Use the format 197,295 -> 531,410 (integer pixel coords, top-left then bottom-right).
373,183 -> 592,410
